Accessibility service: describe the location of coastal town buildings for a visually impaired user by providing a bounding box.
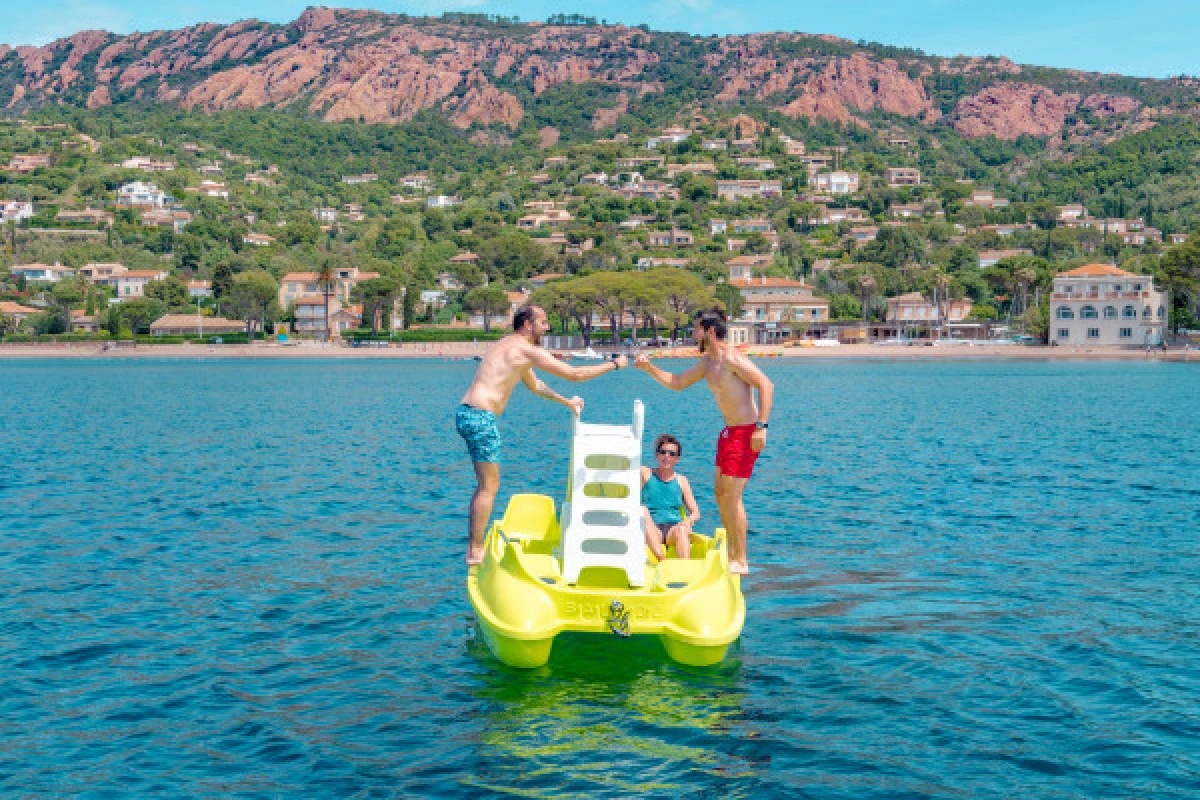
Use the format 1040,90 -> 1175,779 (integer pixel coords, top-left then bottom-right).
726,276 -> 830,344
1049,263 -> 1167,346
114,270 -> 170,299
886,292 -> 973,324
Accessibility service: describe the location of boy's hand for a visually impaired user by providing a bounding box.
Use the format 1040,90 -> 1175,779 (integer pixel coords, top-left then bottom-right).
751,428 -> 767,453
634,354 -> 651,370
566,396 -> 584,415
613,355 -> 629,370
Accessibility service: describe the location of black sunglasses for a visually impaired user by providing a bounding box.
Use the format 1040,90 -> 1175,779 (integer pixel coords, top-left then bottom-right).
656,448 -> 680,457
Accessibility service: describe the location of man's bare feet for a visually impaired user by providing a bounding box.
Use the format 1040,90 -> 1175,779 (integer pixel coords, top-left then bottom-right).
729,560 -> 749,575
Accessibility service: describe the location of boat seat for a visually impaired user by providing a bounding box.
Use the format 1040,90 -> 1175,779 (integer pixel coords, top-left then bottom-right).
497,493 -> 559,544
656,558 -> 708,589
522,553 -> 562,583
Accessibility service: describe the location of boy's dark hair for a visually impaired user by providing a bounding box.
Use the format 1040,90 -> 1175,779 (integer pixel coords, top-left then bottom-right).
513,304 -> 537,332
654,433 -> 682,457
693,307 -> 728,340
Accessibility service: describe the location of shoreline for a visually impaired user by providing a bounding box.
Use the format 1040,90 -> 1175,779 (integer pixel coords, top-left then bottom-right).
0,342 -> 1195,362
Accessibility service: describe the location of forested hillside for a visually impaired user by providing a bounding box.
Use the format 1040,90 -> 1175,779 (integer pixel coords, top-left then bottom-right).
1,9 -> 1198,341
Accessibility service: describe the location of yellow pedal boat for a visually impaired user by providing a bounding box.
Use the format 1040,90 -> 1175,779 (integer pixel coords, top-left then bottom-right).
467,493 -> 745,669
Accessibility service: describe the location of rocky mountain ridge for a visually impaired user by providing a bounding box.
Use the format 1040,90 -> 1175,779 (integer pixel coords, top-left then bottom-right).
2,7 -> 1195,144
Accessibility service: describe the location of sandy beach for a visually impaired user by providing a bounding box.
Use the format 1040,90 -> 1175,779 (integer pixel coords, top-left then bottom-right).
0,341 -> 1195,362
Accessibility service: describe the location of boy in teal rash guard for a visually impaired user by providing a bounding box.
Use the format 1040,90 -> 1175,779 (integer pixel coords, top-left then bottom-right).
640,433 -> 701,561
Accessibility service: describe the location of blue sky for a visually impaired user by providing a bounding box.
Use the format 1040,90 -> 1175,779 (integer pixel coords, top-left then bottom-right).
7,0 -> 1197,79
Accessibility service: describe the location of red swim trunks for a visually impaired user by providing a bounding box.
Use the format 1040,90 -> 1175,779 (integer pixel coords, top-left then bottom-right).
715,424 -> 761,479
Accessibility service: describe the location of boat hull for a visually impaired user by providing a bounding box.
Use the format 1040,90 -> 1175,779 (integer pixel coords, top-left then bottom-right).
467,493 -> 745,668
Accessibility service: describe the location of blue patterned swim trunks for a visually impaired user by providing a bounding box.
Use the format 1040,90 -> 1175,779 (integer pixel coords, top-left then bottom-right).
456,404 -> 501,464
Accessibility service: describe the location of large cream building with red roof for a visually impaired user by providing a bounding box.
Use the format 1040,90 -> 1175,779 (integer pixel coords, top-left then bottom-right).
1050,263 -> 1167,346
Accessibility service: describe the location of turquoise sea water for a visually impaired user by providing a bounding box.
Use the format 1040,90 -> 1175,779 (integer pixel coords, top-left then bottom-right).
2,359 -> 1198,798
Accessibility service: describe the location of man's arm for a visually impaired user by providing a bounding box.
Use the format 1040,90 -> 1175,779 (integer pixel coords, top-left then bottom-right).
521,368 -> 584,415
633,354 -> 706,391
528,347 -> 628,382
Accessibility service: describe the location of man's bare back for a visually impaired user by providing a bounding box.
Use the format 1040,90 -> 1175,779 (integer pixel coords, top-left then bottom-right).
461,335 -> 540,414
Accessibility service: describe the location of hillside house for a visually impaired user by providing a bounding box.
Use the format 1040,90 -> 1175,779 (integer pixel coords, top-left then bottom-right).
117,181 -> 170,209
55,208 -> 114,227
615,156 -> 665,169
140,209 -> 191,232
736,157 -> 775,171
401,174 -> 432,191
725,254 -> 774,281
964,190 -> 1009,209
646,228 -> 694,247
885,167 -> 921,187
810,171 -> 860,195
0,201 -> 33,223
978,248 -> 1033,267
77,263 -> 127,287
886,292 -> 973,323
5,154 -> 52,173
10,263 -> 75,282
716,180 -> 782,202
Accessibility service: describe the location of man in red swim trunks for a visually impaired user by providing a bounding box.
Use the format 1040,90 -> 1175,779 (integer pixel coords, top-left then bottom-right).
634,309 -> 774,575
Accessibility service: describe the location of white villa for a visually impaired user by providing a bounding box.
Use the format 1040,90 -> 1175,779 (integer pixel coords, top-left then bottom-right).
116,181 -> 170,209
1050,263 -> 1167,346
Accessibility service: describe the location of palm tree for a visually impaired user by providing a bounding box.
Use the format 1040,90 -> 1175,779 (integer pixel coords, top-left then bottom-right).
856,274 -> 876,342
933,271 -> 951,339
316,259 -> 337,342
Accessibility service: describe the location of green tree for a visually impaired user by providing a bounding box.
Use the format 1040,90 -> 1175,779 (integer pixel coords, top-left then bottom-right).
653,268 -> 715,341
117,297 -> 166,345
1159,239 -> 1200,330
145,276 -> 191,310
175,234 -> 205,273
211,261 -> 234,303
223,270 -> 279,343
51,279 -> 86,334
284,212 -> 321,247
402,282 -> 418,330
715,282 -> 745,321
476,232 -> 545,281
374,216 -> 420,259
464,285 -> 511,333
353,276 -> 402,338
862,226 -> 924,269
828,293 -> 862,321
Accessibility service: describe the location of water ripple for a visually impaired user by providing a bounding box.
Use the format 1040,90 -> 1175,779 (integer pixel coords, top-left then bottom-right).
1,359 -> 1198,798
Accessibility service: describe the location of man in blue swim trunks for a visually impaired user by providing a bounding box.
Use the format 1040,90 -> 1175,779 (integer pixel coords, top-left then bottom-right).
457,304 -> 627,565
